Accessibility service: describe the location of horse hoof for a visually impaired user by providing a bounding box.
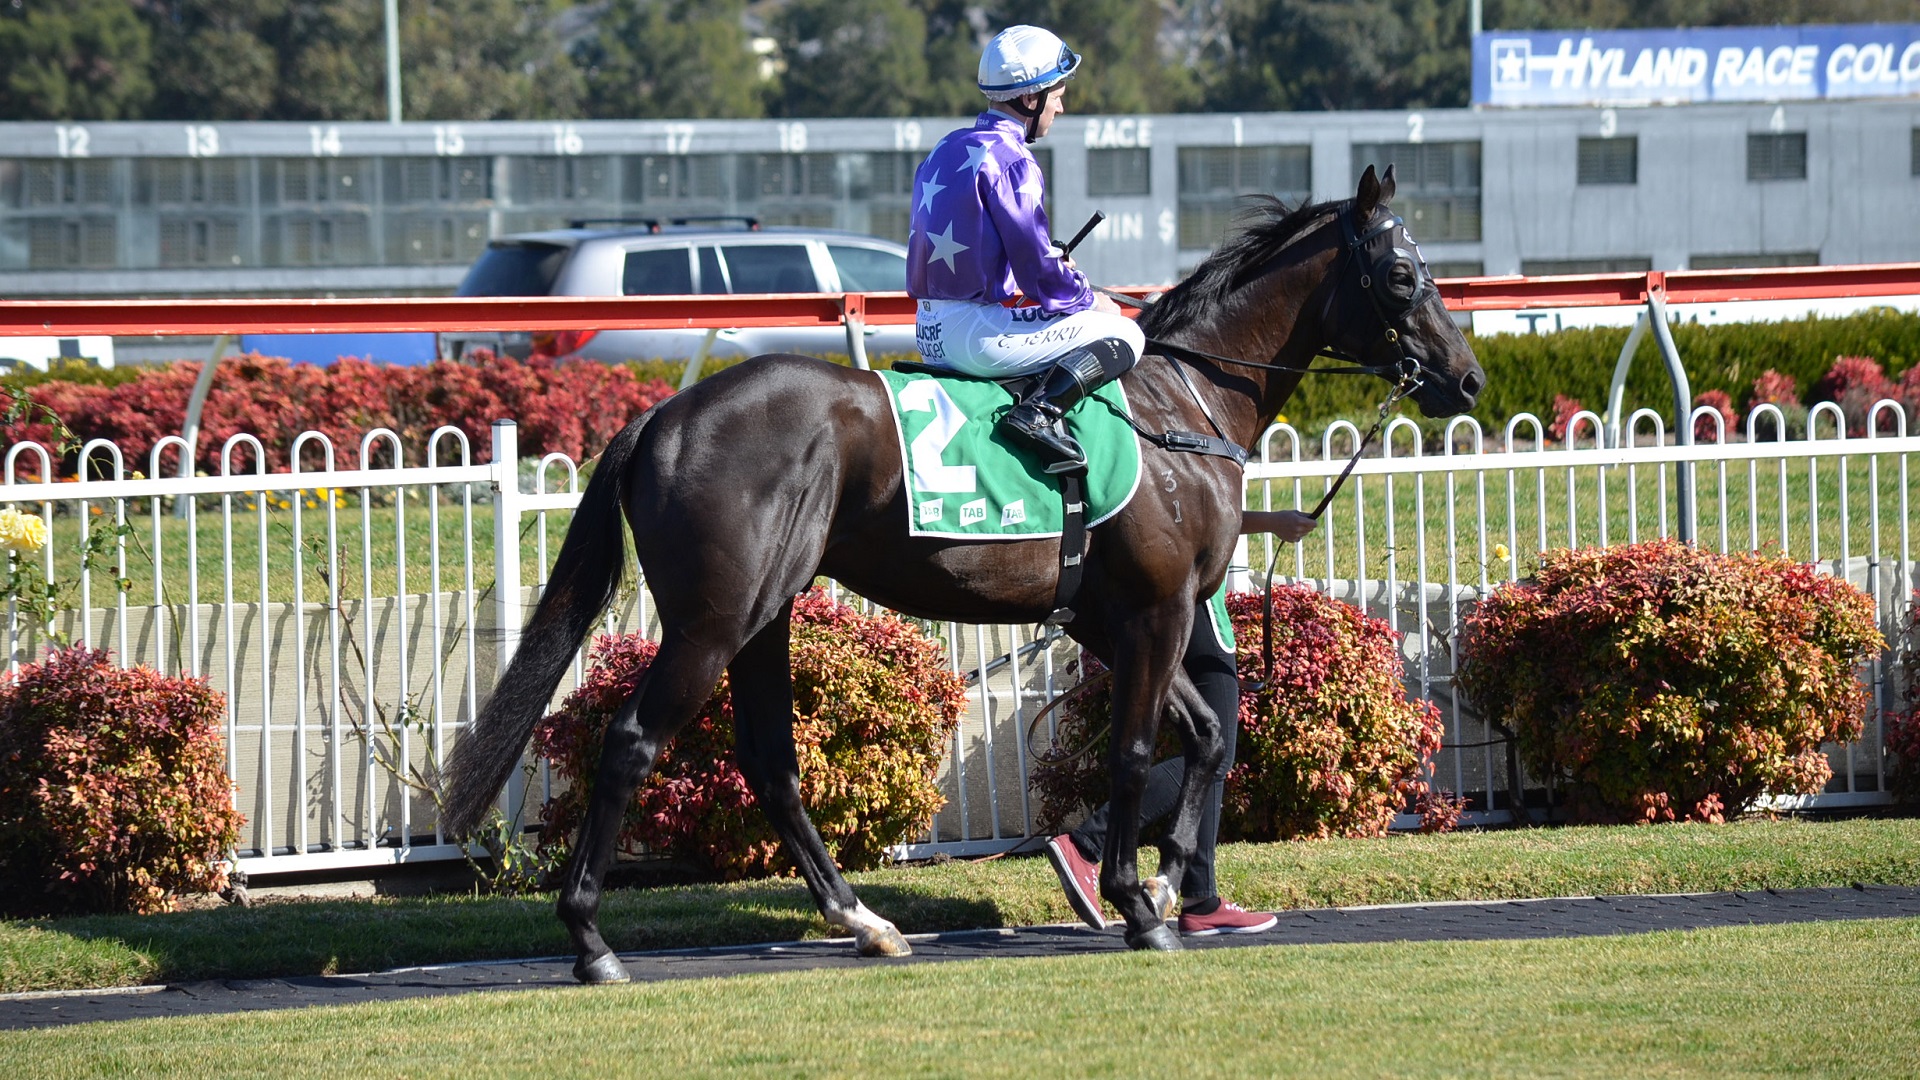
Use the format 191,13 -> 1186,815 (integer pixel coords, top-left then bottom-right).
1144,876 -> 1175,922
856,925 -> 913,958
1125,924 -> 1183,952
573,952 -> 632,984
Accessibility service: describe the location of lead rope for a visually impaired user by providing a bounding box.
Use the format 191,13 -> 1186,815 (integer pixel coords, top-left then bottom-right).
1260,363 -> 1421,687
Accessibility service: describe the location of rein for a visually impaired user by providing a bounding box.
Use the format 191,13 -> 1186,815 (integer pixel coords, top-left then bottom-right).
1093,208 -> 1436,689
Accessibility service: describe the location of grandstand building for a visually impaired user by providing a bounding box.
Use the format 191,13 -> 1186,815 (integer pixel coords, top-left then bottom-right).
1,99 -> 1915,300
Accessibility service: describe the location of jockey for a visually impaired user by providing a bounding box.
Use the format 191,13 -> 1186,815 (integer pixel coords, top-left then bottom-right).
907,25 -> 1146,474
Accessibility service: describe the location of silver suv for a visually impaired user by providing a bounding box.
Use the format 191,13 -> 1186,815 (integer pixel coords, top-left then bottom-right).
440,218 -> 914,363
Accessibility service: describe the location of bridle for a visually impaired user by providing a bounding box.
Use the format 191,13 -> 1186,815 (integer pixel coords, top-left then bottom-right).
1111,203 -> 1451,685
1126,202 -> 1440,393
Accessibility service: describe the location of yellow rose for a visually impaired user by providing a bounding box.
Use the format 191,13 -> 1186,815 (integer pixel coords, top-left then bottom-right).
1493,543 -> 1511,561
0,507 -> 48,554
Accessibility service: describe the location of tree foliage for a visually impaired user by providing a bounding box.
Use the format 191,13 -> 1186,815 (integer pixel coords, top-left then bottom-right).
0,0 -> 155,121
577,0 -> 766,119
6,0 -> 1920,120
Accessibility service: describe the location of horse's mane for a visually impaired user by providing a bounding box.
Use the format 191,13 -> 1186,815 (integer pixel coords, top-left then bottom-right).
1137,194 -> 1347,339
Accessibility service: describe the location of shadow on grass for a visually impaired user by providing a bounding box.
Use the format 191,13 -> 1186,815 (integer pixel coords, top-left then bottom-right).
13,879 -> 1008,988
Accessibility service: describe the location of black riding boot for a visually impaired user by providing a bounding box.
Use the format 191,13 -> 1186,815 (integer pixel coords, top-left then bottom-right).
1000,337 -> 1138,474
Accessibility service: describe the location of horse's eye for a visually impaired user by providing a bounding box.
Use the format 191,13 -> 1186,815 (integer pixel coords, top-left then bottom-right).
1388,260 -> 1416,297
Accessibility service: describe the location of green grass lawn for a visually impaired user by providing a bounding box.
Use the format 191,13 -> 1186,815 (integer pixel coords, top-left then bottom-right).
3,917 -> 1915,1078
6,817 -> 1919,995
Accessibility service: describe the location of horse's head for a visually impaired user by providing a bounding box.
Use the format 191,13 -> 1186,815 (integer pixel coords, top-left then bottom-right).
1316,164 -> 1484,417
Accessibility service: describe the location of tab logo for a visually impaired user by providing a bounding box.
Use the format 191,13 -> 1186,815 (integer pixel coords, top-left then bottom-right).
960,499 -> 987,526
1000,500 -> 1026,526
918,499 -> 944,524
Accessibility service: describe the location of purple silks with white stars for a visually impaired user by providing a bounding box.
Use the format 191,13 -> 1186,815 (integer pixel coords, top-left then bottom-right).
906,112 -> 1094,315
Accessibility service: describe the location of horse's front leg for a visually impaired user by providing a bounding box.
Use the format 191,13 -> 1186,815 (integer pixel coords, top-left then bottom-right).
1099,602 -> 1192,951
1150,670 -> 1226,916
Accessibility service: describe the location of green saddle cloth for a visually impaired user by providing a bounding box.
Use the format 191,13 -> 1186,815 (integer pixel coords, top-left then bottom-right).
877,367 -> 1143,540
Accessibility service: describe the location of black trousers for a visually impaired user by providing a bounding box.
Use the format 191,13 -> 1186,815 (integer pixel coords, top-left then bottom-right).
1066,598 -> 1239,902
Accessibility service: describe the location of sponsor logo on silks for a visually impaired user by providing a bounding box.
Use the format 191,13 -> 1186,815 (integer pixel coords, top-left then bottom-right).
918,498 -> 944,524
1000,500 -> 1026,526
959,498 -> 988,526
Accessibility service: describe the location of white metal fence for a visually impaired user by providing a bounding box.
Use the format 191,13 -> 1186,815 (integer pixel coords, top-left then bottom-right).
2,401 -> 1912,875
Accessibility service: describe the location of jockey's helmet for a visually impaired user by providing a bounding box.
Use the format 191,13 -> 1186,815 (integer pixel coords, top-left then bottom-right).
977,26 -> 1081,101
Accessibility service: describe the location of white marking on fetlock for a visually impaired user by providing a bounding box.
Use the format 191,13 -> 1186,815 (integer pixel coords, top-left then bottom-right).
1143,876 -> 1175,922
831,901 -> 911,957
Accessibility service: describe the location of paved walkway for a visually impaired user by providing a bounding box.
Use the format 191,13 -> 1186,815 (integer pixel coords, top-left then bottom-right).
6,885 -> 1918,1030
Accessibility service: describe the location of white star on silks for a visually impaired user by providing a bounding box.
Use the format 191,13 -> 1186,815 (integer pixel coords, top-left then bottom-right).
924,221 -> 969,272
961,142 -> 993,174
1013,168 -> 1043,204
917,171 -> 946,212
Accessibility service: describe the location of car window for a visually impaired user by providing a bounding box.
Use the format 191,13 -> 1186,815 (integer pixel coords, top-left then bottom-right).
456,242 -> 569,297
719,244 -> 817,293
697,247 -> 728,294
623,248 -> 695,295
827,245 -> 907,292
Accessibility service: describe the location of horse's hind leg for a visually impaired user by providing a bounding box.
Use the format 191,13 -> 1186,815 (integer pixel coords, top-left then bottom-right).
729,604 -> 911,957
556,636 -> 734,984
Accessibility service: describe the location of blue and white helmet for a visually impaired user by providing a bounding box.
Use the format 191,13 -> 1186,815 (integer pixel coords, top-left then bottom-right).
977,25 -> 1081,101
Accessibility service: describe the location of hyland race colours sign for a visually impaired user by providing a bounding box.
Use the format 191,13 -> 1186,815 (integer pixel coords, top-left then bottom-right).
1473,24 -> 1920,108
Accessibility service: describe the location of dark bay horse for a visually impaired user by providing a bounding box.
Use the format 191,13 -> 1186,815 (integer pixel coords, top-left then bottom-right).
442,164 -> 1484,981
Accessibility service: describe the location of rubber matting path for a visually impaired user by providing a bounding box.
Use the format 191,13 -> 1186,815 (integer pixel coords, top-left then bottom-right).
6,885 -> 1917,1030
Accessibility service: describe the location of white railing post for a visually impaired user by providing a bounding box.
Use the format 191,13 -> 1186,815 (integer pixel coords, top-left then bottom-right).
490,419 -> 525,825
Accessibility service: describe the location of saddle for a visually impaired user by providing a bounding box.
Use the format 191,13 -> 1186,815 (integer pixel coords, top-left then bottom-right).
884,359 -> 1091,625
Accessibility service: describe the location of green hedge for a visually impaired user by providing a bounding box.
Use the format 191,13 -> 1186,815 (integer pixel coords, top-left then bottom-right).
1280,309 -> 1920,439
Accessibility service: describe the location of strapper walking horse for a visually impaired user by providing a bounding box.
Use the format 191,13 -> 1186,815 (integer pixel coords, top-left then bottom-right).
441,165 -> 1485,981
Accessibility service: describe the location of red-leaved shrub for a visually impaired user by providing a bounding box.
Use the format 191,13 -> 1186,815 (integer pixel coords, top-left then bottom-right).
1457,539 -> 1881,824
1744,368 -> 1807,440
1692,389 -> 1736,443
1547,393 -> 1587,443
0,354 -> 675,476
1030,586 -> 1445,841
1880,594 -> 1920,805
531,590 -> 967,879
1813,355 -> 1898,436
0,647 -> 242,915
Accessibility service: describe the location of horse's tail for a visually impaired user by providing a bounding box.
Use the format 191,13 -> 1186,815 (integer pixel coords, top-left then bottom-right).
439,408 -> 652,839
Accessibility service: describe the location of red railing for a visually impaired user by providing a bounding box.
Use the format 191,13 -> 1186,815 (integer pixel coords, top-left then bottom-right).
2,263 -> 1918,337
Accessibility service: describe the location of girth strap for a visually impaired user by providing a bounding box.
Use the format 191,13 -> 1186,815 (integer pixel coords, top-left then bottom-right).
1046,470 -> 1088,626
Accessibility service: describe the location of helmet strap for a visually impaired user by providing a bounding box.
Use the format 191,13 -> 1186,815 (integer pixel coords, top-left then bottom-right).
1006,86 -> 1054,143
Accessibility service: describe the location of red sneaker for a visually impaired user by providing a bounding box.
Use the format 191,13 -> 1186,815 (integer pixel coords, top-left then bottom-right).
1178,900 -> 1277,937
1044,834 -> 1106,930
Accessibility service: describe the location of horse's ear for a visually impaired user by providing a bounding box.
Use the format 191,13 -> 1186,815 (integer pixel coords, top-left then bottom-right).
1355,164 -> 1381,217
1379,163 -> 1397,205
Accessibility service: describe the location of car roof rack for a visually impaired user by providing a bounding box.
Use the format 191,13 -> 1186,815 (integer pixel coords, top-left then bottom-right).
566,217 -> 664,231
667,215 -> 762,231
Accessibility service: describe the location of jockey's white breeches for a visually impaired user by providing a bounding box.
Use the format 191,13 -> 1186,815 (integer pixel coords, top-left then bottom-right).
913,299 -> 1146,378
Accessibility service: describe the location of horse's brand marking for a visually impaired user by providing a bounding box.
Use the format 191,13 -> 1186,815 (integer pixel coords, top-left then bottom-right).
897,380 -> 977,494
1172,499 -> 1182,523
1000,500 -> 1026,526
1163,468 -> 1177,492
918,499 -> 944,524
960,499 -> 987,526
